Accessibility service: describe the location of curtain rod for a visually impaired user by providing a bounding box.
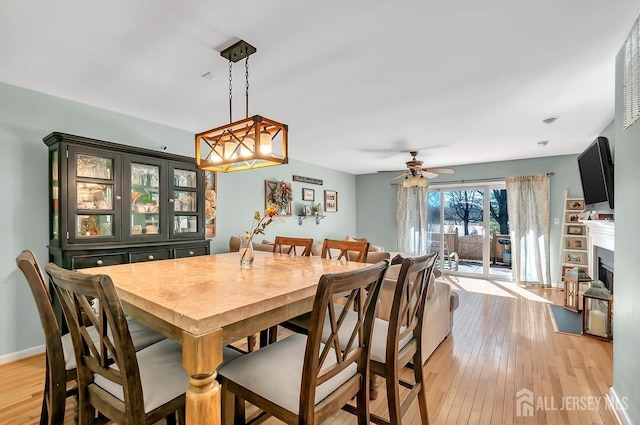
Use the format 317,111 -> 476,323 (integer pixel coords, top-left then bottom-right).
390,172 -> 554,186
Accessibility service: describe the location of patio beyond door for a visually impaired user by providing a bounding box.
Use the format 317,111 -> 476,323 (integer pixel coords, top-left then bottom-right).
427,183 -> 511,280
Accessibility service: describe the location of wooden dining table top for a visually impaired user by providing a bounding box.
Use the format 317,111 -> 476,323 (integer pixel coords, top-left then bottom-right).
81,251 -> 371,337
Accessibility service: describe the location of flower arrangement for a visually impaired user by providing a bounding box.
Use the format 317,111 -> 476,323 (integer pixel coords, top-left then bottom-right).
269,181 -> 293,213
240,204 -> 279,266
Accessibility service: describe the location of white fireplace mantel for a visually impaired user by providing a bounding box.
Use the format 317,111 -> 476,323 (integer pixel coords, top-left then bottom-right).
582,220 -> 614,278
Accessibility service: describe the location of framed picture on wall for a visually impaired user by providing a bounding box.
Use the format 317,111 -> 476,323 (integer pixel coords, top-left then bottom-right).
302,188 -> 315,201
565,237 -> 584,249
566,199 -> 584,210
565,251 -> 586,265
566,212 -> 581,223
324,190 -> 338,212
567,225 -> 584,235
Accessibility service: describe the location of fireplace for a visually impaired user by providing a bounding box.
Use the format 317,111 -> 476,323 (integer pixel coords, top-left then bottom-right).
597,247 -> 614,294
583,221 -> 614,294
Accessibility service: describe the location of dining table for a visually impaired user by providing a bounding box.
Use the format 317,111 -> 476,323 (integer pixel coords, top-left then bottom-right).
81,250 -> 372,425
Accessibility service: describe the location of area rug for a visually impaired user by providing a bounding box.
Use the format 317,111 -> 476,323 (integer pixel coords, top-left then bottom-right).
547,304 -> 583,335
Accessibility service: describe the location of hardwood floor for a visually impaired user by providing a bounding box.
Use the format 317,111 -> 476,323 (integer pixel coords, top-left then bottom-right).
0,275 -> 616,425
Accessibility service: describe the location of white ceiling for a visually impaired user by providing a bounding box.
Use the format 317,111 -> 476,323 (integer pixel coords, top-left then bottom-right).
1,1 -> 638,175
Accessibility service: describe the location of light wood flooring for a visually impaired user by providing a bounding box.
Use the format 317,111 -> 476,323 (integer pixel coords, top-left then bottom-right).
0,275 -> 616,425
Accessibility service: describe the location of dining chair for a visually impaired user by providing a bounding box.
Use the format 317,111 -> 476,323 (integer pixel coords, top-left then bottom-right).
272,236 -> 313,256
218,260 -> 389,425
15,250 -> 166,425
45,262 -> 194,425
362,252 -> 438,425
256,236 -> 314,348
279,239 -> 371,338
320,238 -> 370,262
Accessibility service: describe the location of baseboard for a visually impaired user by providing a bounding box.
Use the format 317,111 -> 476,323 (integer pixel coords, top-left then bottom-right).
609,387 -> 634,425
0,345 -> 44,366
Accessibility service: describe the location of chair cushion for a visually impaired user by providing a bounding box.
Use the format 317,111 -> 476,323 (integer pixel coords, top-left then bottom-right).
62,317 -> 166,370
93,338 -> 187,413
320,305 -> 412,364
218,334 -> 357,415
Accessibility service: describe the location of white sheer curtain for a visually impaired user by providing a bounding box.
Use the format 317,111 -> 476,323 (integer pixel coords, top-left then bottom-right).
396,186 -> 429,254
505,174 -> 551,287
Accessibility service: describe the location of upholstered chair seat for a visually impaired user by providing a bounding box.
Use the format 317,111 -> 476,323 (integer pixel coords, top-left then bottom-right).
218,334 -> 356,414
61,316 -> 165,370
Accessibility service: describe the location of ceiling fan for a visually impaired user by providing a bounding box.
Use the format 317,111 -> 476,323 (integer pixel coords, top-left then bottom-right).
383,151 -> 454,187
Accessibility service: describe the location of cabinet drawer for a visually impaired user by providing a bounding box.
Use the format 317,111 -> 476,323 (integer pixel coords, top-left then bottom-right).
72,253 -> 127,269
174,246 -> 208,258
129,249 -> 171,263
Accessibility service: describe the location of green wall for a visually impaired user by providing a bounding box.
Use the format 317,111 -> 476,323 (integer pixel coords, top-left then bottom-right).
356,154 -> 584,284
0,81 -> 356,359
611,43 -> 639,424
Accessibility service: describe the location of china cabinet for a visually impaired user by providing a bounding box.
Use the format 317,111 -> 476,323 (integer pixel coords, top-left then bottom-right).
44,132 -> 212,273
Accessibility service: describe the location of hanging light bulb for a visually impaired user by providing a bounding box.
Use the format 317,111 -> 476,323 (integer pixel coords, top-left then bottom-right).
411,175 -> 420,186
418,175 -> 428,187
208,141 -> 224,163
259,127 -> 273,155
223,138 -> 238,160
239,133 -> 255,157
402,175 -> 411,188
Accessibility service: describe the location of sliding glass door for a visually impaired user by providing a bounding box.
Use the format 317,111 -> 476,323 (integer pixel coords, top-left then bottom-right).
427,182 -> 511,280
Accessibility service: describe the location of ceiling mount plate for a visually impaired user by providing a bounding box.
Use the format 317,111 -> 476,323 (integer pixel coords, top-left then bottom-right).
220,40 -> 257,62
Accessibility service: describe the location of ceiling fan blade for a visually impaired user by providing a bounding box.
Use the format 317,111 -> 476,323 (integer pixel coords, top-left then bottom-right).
377,169 -> 407,173
423,171 -> 439,179
426,167 -> 455,174
391,173 -> 407,180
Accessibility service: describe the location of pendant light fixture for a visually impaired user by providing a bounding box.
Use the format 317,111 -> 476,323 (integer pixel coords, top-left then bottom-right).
195,40 -> 288,172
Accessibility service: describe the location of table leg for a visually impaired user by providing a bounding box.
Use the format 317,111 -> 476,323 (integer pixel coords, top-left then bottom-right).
182,328 -> 223,425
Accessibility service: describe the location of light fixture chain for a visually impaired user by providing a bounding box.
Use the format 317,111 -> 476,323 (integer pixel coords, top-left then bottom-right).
245,55 -> 250,118
228,59 -> 233,123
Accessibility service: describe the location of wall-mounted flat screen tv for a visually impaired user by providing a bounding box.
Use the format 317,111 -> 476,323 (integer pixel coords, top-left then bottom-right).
577,136 -> 614,211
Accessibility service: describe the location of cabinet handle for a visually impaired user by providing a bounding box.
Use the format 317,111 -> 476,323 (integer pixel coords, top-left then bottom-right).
168,198 -> 174,203
96,259 -> 103,265
188,251 -> 194,256
148,255 -> 154,260
115,195 -> 122,200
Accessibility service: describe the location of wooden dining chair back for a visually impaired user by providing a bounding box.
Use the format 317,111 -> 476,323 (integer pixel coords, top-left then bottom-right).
16,250 -> 70,425
45,262 -> 187,425
273,236 -> 313,256
276,239 -> 371,341
251,236 -> 315,348
218,260 -> 389,425
320,239 -> 370,262
369,251 -> 438,425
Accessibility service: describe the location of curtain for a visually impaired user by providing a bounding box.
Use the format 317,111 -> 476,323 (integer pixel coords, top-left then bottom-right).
505,174 -> 551,286
396,186 -> 429,254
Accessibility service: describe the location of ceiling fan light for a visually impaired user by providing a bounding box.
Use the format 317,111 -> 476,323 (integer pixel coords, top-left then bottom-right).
418,176 -> 428,187
411,175 -> 420,186
402,176 -> 411,188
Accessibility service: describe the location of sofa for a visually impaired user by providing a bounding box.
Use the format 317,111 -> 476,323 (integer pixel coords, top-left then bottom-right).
228,235 -> 459,362
380,263 -> 459,362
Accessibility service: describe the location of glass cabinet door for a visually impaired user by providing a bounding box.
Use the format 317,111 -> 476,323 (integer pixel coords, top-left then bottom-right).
130,162 -> 162,237
170,166 -> 203,238
68,147 -> 121,243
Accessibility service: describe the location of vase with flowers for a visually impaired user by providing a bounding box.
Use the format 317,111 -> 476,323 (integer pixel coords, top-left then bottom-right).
240,204 -> 279,268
